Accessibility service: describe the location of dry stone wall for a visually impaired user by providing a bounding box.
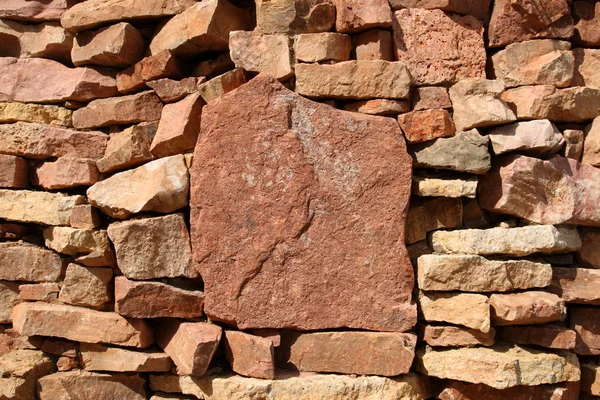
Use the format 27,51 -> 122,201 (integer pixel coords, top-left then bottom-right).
0,0 -> 599,399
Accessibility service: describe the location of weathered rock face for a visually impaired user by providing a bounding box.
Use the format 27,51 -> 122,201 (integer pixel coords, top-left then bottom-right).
190,75 -> 416,332
0,155 -> 27,189
223,331 -> 275,379
148,77 -> 200,103
255,0 -> 336,34
295,60 -> 411,99
117,51 -> 182,94
37,371 -> 147,400
0,350 -> 56,400
334,0 -> 392,33
343,99 -> 409,115
0,20 -> 73,63
417,344 -> 580,389
412,86 -> 451,111
44,226 -> 110,260
573,1 -> 600,47
564,129 -> 585,161
0,282 -> 20,324
412,176 -> 477,198
479,155 -> 600,226
487,120 -> 564,157
61,0 -> 196,32
58,264 -> 112,310
418,291 -> 490,332
392,9 -> 486,85
96,122 -> 157,174
31,158 -> 99,190
417,255 -> 552,292
0,242 -> 63,282
573,48 -> 600,88
229,32 -> 293,81
279,331 -> 416,376
87,155 -> 189,219
497,325 -> 577,350
582,362 -> 600,396
406,197 -> 462,244
80,343 -> 172,373
549,267 -> 600,305
294,33 -> 352,62
0,57 -> 118,103
583,116 -> 600,166
354,29 -> 394,61
12,302 -> 154,348
490,291 -> 566,326
149,0 -> 250,57
18,283 -> 60,302
0,190 -> 84,226
578,229 -> 600,268
0,102 -> 72,127
197,69 -> 249,103
0,0 -> 73,21
420,325 -> 495,347
431,225 -> 582,256
570,308 -> 600,355
389,0 -> 491,19
439,381 -> 580,400
398,109 -> 455,144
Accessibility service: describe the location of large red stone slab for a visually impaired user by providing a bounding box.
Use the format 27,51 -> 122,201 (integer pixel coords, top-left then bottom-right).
190,75 -> 416,332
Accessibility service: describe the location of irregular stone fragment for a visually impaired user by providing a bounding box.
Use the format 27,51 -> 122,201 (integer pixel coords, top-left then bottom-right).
574,1 -> 600,47
479,155 -> 600,226
150,372 -> 430,399
18,284 -> 60,302
197,69 -> 249,103
296,60 -> 411,99
418,255 -> 552,292
72,22 -> 145,68
0,57 -> 117,103
12,303 -> 153,348
37,371 -> 146,400
191,75 -> 416,332
43,227 -> 110,262
151,93 -> 204,157
550,267 -> 600,305
115,277 -> 204,318
563,129 -> 584,161
0,0 -> 72,21
354,29 -> 393,61
229,31 -> 293,81
398,109 -> 455,144
148,77 -> 200,103
431,225 -> 581,256
0,223 -> 32,241
406,197 -> 462,244
582,362 -> 600,396
279,331 -> 416,376
343,99 -> 409,116
58,264 -> 112,310
223,331 -> 275,379
0,20 -> 72,62
72,91 -> 163,129
488,0 -> 573,48
491,39 -> 574,88
450,79 -> 516,131
420,325 -> 494,347
0,155 -> 27,189
389,0 -> 491,20
439,381 -> 581,400
577,230 -> 600,268
149,0 -> 250,57
583,116 -> 600,167
490,291 -> 565,326
488,120 -> 564,156
61,0 -> 196,33
412,176 -> 477,198
81,343 -> 171,372
417,344 -> 579,389
418,291 -> 490,332
573,48 -> 600,89
0,190 -> 83,226
0,242 -> 63,282
255,0 -> 336,34
31,158 -> 98,190
411,86 -> 451,111
392,9 -> 486,85
0,122 -> 106,160
409,129 -> 491,173
0,350 -> 55,400
571,308 -> 600,355
497,325 -> 576,350
157,321 -> 222,376
334,0 -> 392,33
501,85 -> 600,123
0,102 -> 72,126
88,155 -> 189,219
96,122 -> 157,174
117,51 -> 182,94
107,214 -> 196,280
69,205 -> 101,230
294,33 -> 351,62
0,282 -> 19,323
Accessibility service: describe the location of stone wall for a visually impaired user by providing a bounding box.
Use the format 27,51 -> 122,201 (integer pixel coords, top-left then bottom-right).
0,0 -> 599,399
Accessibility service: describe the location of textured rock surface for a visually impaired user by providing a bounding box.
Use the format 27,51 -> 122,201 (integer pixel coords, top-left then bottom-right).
412,86 -> 451,111
18,283 -> 60,302
406,197 -> 462,244
96,122 -> 157,174
420,325 -> 494,347
578,230 -> 600,268
0,102 -> 72,127
58,264 -> 112,310
479,155 -> 600,226
191,75 -> 416,332
197,69 -> 249,103
117,51 -> 182,94
0,190 -> 83,226
223,331 -> 275,379
490,291 -> 566,326
0,242 -> 63,282
412,176 -> 477,198
418,291 -> 490,332
550,267 -> 600,305
564,129 -> 585,161
88,155 -> 189,219
43,227 -> 111,263
398,109 -> 455,144
0,19 -> 72,62
294,33 -> 351,62
37,371 -> 146,400
31,158 -> 99,190
0,282 -> 20,324
418,255 -> 552,292
354,29 -> 394,61
487,120 -> 564,156
570,307 -> 600,355
81,343 -> 172,372
583,116 -> 600,166
582,362 -> 600,396
334,0 -> 392,33
0,350 -> 56,400
574,1 -> 600,47
0,155 -> 27,189
392,9 -> 485,85
389,0 -> 491,19
148,77 -> 200,103
229,32 -> 293,81
439,381 -> 580,400
498,325 -> 577,350
0,0 -> 72,21
343,99 -> 409,115
255,0 -> 336,34
573,48 -> 600,88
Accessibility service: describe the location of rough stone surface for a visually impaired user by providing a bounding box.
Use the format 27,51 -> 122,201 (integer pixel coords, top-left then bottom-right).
96,122 -> 157,174
69,205 -> 101,230
223,331 -> 275,379
578,230 -> 600,268
490,291 -> 566,326
295,60 -> 411,99
583,116 -> 600,166
343,99 -> 409,116
571,308 -> 600,355
81,343 -> 172,373
191,75 -> 416,332
550,267 -> 600,305
0,20 -> 72,62
0,102 -> 72,127
0,0 -> 72,21
431,225 -> 582,256
406,197 -> 462,244
61,0 -> 196,32
582,362 -> 600,396
156,321 -> 222,376
115,277 -> 204,318
149,0 -> 250,57
37,371 -> 146,400
279,331 -> 416,376
487,120 -> 564,156
354,29 -> 394,61
108,214 -> 196,280
0,242 -> 63,282
399,109 -> 455,144
409,129 -> 491,174
31,158 -> 99,190
564,129 -> 585,161
574,1 -> 600,47
334,0 -> 392,33
117,51 -> 182,94
88,155 -> 189,219
0,155 -> 27,189
12,302 -> 153,348
229,31 -> 293,81
573,48 -> 600,88
417,344 -> 580,389
0,122 -> 106,160
255,0 -> 336,35
0,190 -> 83,226
72,91 -> 163,129
197,69 -> 249,103
0,282 -> 19,324
412,176 -> 477,198
392,9 -> 486,85
418,291 -> 490,332
58,264 -> 112,310
294,33 -> 351,62
44,227 -> 113,268
479,155 -> 600,226
439,381 -> 581,400
420,325 -> 494,347
418,255 -> 552,292
411,86 -> 451,111
0,57 -> 118,103
72,22 -> 145,68
389,0 -> 491,20
148,77 -> 201,103
0,350 -> 56,400
449,79 -> 516,131
151,93 -> 204,157
498,325 -> 576,350
18,283 -> 60,302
